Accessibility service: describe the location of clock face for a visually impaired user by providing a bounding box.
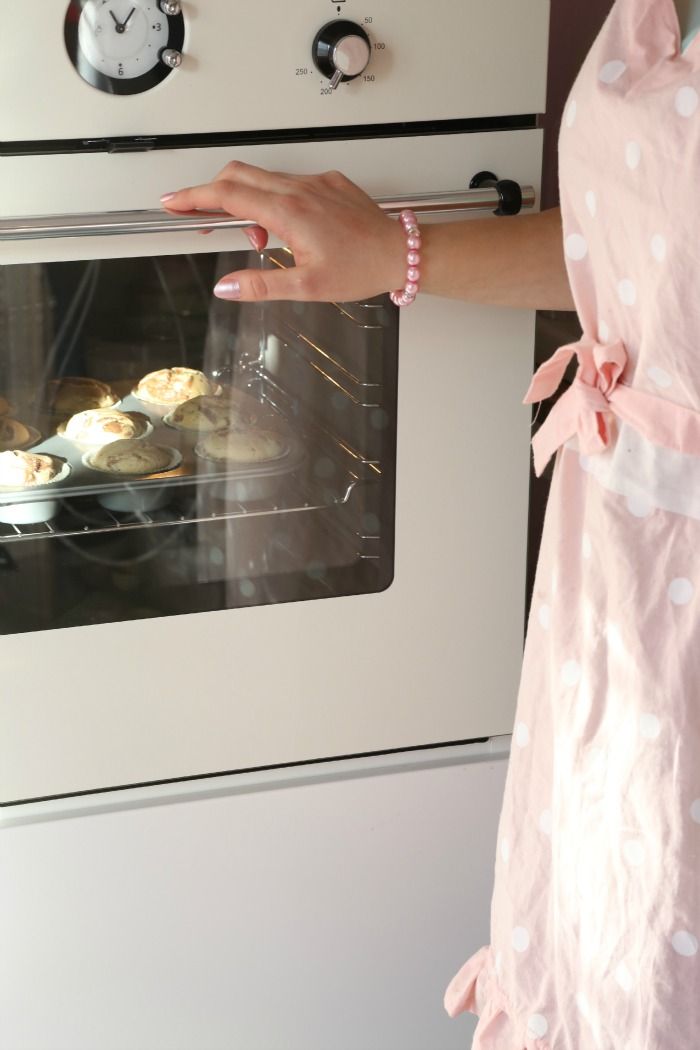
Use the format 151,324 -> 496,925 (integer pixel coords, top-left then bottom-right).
64,0 -> 185,95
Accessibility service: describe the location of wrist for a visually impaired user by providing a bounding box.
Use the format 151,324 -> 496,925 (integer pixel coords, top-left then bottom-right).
389,210 -> 422,307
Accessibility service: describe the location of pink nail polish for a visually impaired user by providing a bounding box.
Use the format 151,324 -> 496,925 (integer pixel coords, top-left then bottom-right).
214,278 -> 241,300
160,192 -> 176,202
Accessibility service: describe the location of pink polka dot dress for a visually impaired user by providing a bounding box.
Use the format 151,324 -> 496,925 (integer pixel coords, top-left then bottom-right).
444,1 -> 700,1046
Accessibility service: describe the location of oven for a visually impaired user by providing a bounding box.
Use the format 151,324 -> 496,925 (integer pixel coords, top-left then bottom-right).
0,3 -> 552,1047
0,1 -> 547,814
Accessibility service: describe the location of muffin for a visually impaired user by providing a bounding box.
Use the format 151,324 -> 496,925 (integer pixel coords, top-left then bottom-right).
87,438 -> 176,475
60,408 -> 150,446
49,376 -> 118,415
164,394 -> 255,432
0,418 -> 39,451
195,427 -> 286,464
0,449 -> 63,487
133,367 -> 217,406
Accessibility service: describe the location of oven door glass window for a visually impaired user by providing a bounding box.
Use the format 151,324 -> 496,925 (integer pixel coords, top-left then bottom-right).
0,249 -> 397,634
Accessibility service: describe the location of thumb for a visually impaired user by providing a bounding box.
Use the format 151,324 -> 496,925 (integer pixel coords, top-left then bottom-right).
213,266 -> 304,303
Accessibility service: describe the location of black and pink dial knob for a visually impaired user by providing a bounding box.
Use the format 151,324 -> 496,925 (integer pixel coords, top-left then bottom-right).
312,20 -> 372,89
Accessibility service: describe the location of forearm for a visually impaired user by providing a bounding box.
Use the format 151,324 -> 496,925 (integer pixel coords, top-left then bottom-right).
419,205 -> 576,312
163,165 -> 576,309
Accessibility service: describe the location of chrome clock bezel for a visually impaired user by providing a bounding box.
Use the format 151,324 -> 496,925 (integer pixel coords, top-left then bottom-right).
64,0 -> 185,96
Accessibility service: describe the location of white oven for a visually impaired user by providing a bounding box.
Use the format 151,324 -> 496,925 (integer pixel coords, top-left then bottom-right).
0,3 -> 549,1047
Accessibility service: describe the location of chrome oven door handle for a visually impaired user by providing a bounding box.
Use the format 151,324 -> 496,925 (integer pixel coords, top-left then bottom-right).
0,184 -> 536,241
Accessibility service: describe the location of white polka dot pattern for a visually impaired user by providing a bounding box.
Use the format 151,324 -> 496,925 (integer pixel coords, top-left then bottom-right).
647,366 -> 672,388
639,713 -> 661,740
527,1014 -> 549,1038
561,660 -> 582,687
565,233 -> 588,260
650,234 -> 667,261
625,141 -> 642,169
614,962 -> 634,992
576,991 -> 592,1019
668,578 -> 694,605
599,59 -> 627,83
675,86 -> 699,117
514,722 -> 530,748
626,492 -> 654,518
617,278 -> 637,305
672,931 -> 699,957
512,926 -> 530,952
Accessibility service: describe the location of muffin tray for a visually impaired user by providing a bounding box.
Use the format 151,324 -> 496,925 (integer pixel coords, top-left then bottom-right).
0,389 -> 305,514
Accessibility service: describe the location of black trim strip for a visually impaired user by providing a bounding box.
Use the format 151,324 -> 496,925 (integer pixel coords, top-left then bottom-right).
1,737 -> 491,808
0,114 -> 540,157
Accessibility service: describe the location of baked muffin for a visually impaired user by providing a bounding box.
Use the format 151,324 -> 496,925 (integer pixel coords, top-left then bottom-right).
0,449 -> 62,487
133,367 -> 217,406
49,376 -> 118,415
195,427 -> 286,464
0,418 -> 38,451
164,394 -> 255,432
60,408 -> 149,446
87,439 -> 175,475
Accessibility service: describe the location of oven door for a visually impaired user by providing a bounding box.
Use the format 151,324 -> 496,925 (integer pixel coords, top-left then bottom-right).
0,130 -> 538,803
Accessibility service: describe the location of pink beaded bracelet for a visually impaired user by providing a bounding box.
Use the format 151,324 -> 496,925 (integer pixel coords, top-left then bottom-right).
389,209 -> 421,307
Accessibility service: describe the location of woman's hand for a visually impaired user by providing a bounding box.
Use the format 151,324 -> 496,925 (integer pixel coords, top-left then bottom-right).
160,160 -> 407,303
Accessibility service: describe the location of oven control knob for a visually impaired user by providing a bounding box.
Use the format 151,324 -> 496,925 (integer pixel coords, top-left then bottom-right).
312,20 -> 372,89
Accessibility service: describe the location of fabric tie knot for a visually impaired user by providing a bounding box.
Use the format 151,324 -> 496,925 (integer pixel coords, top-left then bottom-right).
522,335 -> 630,477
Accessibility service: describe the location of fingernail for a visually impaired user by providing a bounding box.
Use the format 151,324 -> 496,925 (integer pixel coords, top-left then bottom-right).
160,192 -> 176,202
214,278 -> 241,300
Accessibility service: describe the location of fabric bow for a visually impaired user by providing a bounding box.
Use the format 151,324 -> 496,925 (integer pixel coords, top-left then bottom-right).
522,336 -> 628,477
523,334 -> 700,476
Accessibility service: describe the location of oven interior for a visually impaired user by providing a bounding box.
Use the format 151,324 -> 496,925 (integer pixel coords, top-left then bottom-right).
0,249 -> 398,634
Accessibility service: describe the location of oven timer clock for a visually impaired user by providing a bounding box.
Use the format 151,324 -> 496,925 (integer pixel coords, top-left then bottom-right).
64,0 -> 185,95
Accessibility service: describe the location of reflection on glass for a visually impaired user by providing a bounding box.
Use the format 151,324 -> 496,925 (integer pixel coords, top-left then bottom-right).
0,250 -> 398,633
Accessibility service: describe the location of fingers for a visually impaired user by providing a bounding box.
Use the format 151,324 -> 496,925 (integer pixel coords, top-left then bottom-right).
211,159 -> 299,192
196,224 -> 267,246
162,181 -> 284,243
213,265 -> 319,303
161,166 -> 369,224
245,225 -> 269,251
160,162 -> 393,302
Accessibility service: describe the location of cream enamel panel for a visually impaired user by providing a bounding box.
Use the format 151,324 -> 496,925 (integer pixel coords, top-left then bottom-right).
0,0 -> 550,142
0,130 -> 541,801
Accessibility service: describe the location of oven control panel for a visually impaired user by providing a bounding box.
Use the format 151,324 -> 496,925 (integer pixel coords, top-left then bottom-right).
0,0 -> 549,145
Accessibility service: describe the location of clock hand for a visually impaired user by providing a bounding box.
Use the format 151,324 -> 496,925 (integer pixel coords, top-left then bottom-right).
109,9 -> 122,28
122,7 -> 136,29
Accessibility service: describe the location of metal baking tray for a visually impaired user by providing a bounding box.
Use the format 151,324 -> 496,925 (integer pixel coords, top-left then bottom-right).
0,388 -> 305,511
